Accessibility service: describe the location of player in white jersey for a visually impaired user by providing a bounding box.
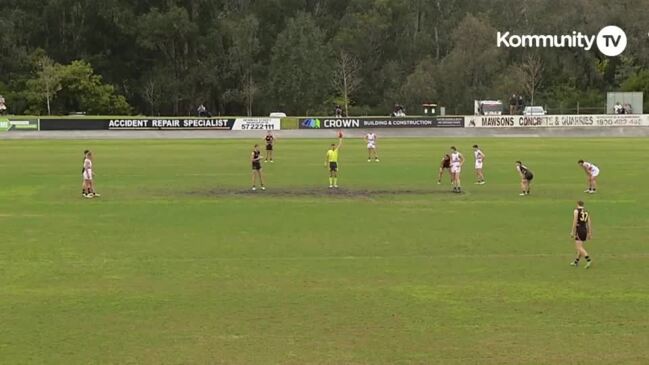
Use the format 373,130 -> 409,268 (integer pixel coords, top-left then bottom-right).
81,150 -> 90,197
365,132 -> 379,162
449,146 -> 464,193
82,151 -> 100,198
472,144 -> 486,184
578,160 -> 600,193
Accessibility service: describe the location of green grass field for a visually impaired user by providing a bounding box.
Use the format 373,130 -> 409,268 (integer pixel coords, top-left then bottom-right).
1,137 -> 648,364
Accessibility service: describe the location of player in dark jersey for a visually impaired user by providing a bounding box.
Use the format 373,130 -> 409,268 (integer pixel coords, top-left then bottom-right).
251,144 -> 265,191
264,132 -> 274,163
570,200 -> 593,268
437,154 -> 451,184
515,161 -> 533,196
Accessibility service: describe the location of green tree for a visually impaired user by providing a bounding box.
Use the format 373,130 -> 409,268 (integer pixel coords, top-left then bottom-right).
225,15 -> 261,116
136,4 -> 199,115
270,12 -> 333,115
54,60 -> 131,114
331,50 -> 361,116
622,70 -> 649,112
35,56 -> 62,115
437,14 -> 504,114
400,57 -> 438,113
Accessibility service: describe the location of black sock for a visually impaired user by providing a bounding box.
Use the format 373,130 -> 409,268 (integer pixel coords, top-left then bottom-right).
585,256 -> 591,262
574,258 -> 580,263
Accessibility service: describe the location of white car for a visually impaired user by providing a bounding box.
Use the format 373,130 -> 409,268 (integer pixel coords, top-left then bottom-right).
523,106 -> 546,116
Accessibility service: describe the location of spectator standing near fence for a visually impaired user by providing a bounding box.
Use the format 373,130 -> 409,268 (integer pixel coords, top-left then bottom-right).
0,95 -> 7,115
509,94 -> 517,115
334,105 -> 343,117
197,104 -> 211,117
391,104 -> 406,117
614,102 -> 622,114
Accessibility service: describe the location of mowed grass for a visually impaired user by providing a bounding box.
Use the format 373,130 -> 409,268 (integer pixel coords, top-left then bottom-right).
1,137 -> 648,365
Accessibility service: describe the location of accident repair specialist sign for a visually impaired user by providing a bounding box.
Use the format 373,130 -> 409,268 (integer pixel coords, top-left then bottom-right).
39,117 -> 280,130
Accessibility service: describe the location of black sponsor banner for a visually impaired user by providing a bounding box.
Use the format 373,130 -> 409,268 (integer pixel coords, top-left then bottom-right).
107,118 -> 235,130
40,118 -> 109,130
39,118 -> 237,130
299,117 -> 464,129
435,117 -> 465,128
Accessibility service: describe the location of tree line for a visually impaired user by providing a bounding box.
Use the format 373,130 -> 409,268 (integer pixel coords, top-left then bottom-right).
1,0 -> 648,116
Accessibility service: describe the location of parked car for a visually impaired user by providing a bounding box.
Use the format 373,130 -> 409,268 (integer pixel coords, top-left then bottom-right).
523,106 -> 546,116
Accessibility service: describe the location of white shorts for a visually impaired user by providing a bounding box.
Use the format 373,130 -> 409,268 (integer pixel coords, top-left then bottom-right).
591,168 -> 600,177
367,142 -> 376,149
83,169 -> 93,180
475,161 -> 483,169
451,165 -> 461,174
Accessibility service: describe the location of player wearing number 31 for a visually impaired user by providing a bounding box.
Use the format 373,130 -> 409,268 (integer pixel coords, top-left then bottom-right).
325,132 -> 343,188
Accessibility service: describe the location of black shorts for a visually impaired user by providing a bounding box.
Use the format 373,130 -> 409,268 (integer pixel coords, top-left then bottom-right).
329,162 -> 338,171
252,162 -> 262,170
524,173 -> 534,181
266,144 -> 273,151
576,227 -> 588,242
442,162 -> 450,169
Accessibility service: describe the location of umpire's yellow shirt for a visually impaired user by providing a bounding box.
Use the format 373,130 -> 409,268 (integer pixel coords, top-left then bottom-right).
327,149 -> 339,162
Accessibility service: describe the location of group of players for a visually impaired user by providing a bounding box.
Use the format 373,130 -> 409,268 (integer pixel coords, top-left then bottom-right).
250,131 -> 380,190
250,131 -> 600,269
82,131 -> 600,268
436,146 -> 600,197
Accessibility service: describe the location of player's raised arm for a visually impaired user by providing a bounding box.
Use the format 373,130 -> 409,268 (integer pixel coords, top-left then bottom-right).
335,132 -> 343,149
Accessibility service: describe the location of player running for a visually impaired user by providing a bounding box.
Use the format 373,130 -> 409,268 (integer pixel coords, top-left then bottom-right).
570,200 -> 593,268
82,150 -> 100,198
325,134 -> 343,188
437,154 -> 451,184
449,146 -> 464,193
515,161 -> 533,196
264,131 -> 275,163
251,144 -> 265,191
473,144 -> 486,184
578,160 -> 599,193
365,132 -> 379,162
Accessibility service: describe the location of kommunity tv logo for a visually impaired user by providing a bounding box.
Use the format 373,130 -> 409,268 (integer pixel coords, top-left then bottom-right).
497,25 -> 627,57
301,118 -> 321,128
